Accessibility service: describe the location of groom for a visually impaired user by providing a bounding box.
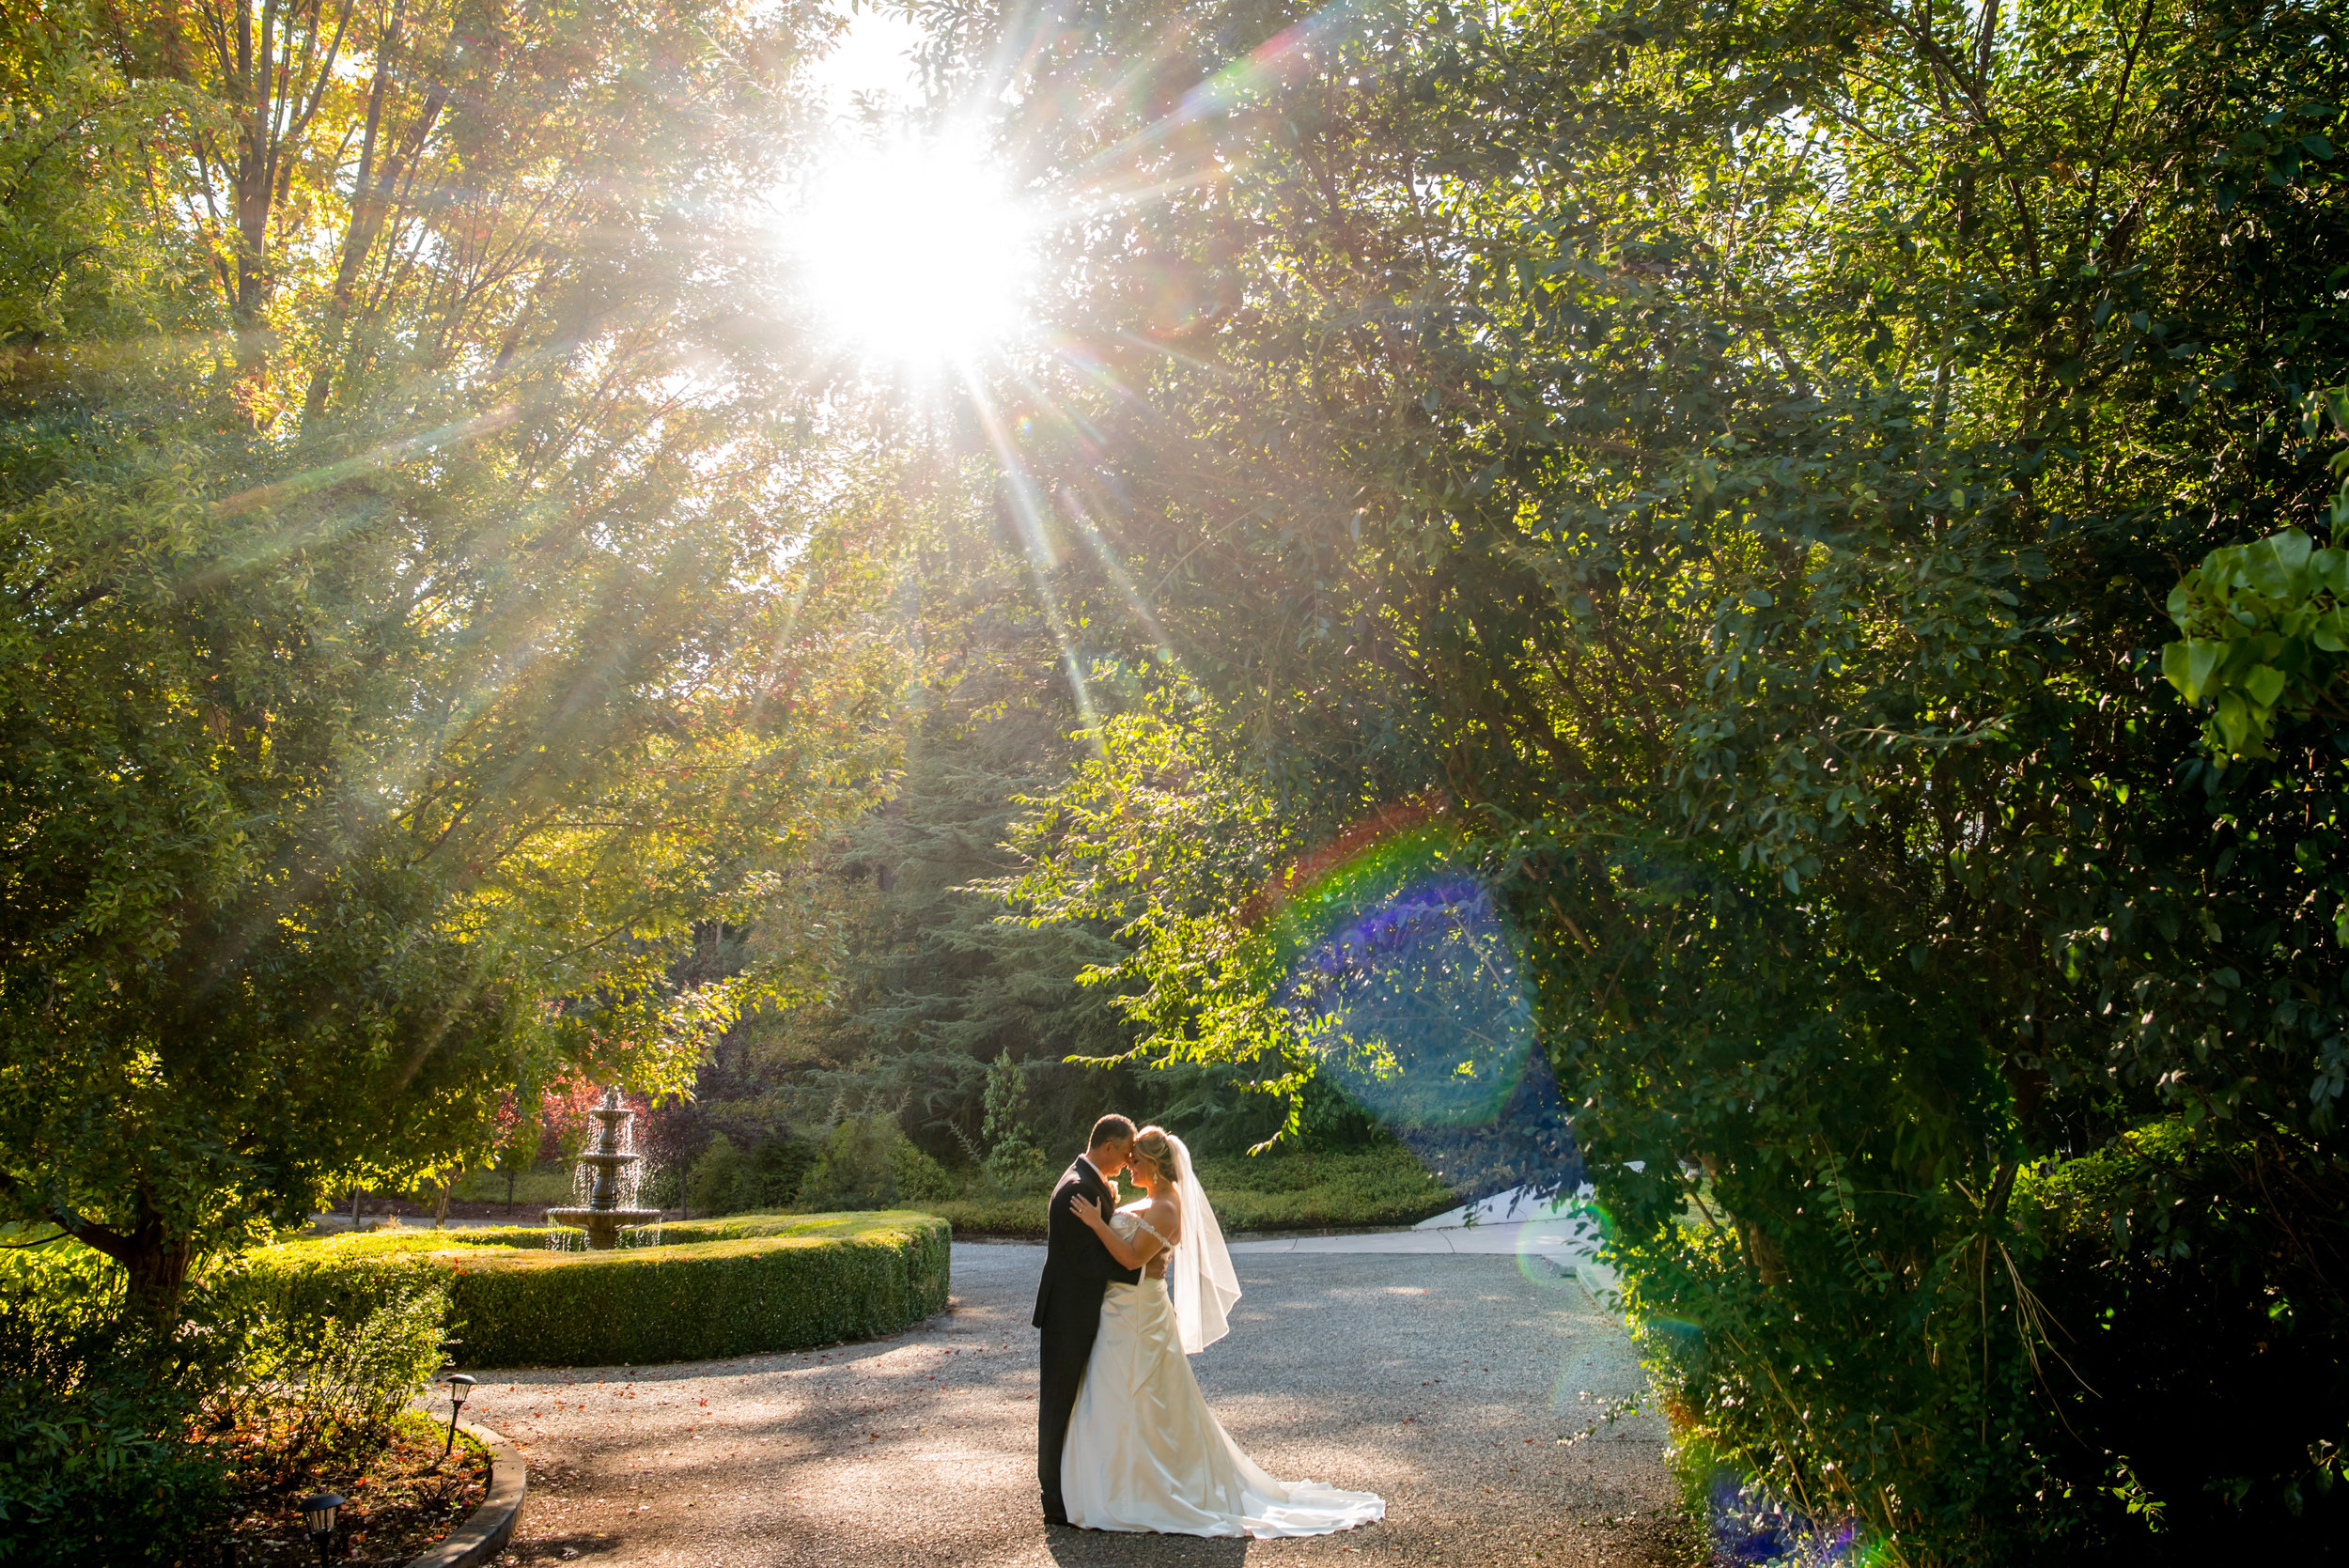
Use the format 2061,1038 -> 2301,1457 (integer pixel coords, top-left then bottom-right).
1033,1112 -> 1142,1526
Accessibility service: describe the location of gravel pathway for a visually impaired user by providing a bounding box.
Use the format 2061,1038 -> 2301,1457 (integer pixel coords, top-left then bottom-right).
473,1242 -> 1689,1568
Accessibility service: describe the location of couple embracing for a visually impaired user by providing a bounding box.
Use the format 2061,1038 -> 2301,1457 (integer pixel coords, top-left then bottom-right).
1032,1114 -> 1385,1537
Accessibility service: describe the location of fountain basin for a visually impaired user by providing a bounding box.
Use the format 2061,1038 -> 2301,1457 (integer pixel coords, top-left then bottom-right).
544,1205 -> 664,1250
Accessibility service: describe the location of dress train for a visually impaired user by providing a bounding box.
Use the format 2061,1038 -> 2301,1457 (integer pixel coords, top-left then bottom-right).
1060,1213 -> 1383,1537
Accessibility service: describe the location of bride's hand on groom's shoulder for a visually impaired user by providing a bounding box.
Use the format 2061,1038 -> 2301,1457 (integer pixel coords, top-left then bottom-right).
1070,1194 -> 1101,1227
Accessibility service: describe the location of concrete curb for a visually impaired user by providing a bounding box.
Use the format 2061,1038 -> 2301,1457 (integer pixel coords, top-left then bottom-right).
405,1421 -> 525,1568
1523,1250 -> 1625,1312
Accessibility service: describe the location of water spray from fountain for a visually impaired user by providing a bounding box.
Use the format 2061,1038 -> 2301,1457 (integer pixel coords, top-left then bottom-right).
545,1086 -> 663,1250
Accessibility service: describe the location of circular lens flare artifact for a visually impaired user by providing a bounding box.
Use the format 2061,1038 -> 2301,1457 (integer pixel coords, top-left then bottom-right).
1251,808 -> 1534,1132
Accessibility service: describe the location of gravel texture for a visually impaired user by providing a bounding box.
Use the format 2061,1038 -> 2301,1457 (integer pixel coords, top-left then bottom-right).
473,1241 -> 1690,1567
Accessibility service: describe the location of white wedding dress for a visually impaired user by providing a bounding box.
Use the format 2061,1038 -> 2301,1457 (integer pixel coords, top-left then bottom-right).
1059,1138 -> 1384,1538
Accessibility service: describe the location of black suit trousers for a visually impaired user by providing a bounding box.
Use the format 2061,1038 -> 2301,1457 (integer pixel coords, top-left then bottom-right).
1037,1322 -> 1098,1517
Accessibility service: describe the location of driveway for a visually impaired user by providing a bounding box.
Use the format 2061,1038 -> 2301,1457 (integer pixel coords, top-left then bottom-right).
472,1239 -> 1688,1567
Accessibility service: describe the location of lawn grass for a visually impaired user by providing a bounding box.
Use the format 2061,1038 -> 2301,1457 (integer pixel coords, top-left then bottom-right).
449,1161 -> 576,1205
303,1143 -> 1463,1240
923,1142 -> 1463,1237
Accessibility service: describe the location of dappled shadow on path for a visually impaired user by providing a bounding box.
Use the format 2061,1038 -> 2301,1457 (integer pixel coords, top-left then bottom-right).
469,1250 -> 1679,1567
1045,1529 -> 1249,1566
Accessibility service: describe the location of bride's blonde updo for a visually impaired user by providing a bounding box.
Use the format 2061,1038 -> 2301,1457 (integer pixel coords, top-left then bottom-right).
1130,1126 -> 1178,1184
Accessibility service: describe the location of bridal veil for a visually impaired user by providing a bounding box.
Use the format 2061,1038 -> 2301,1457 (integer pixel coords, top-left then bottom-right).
1164,1132 -> 1241,1354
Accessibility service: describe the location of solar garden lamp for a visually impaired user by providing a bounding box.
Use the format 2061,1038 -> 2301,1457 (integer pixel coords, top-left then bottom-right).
299,1492 -> 343,1566
439,1374 -> 477,1464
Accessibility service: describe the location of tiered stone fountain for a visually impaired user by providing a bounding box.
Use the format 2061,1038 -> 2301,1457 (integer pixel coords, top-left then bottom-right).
545,1087 -> 662,1250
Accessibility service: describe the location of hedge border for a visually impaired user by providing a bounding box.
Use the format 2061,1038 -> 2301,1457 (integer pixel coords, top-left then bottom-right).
242,1212 -> 950,1370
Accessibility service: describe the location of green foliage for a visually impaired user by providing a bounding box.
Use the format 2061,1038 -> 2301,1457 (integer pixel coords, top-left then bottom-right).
448,1229 -> 949,1368
949,0 -> 2349,1557
2015,1121 -> 2349,1547
791,1112 -> 957,1210
799,1117 -> 901,1210
2164,390 -> 2349,756
0,1360 -> 227,1566
893,1136 -> 959,1204
980,1049 -> 1036,1153
0,1243 -> 229,1564
972,1049 -> 1056,1195
687,1134 -> 753,1217
0,0 -> 899,1314
0,1234 -> 449,1564
226,1282 -> 451,1489
697,490 -> 1151,1168
979,1141 -> 1058,1200
996,711 -> 1297,1079
241,1214 -> 951,1368
0,9 -> 214,349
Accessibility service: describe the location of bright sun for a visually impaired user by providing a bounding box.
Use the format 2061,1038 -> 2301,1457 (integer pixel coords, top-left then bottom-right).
788,133 -> 1039,368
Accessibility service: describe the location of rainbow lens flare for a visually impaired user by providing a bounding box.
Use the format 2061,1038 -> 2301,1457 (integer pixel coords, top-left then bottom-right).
1268,822 -> 1533,1129
1241,811 -> 1579,1193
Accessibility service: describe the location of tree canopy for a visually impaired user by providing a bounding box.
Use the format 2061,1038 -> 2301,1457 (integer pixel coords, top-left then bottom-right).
11,0 -> 2349,1555
938,0 -> 2349,1554
0,0 -> 903,1308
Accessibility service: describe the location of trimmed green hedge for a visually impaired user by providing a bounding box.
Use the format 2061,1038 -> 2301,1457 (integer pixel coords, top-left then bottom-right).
241,1212 -> 949,1369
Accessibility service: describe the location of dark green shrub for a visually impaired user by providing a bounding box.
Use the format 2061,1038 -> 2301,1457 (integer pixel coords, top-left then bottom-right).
446,1218 -> 948,1367
892,1137 -> 957,1203
748,1135 -> 814,1207
798,1115 -> 902,1210
686,1132 -> 815,1215
969,1056 -> 1055,1197
224,1270 -> 449,1491
687,1132 -> 750,1215
0,1351 -> 230,1566
241,1213 -> 949,1368
794,1114 -> 955,1210
978,1139 -> 1055,1199
1294,1071 -> 1390,1151
2010,1124 -> 2349,1559
1637,1119 -> 2349,1566
0,1243 -> 231,1566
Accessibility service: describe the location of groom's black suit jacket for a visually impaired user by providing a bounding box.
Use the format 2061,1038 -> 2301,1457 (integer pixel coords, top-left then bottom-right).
1033,1155 -> 1141,1331
1034,1154 -> 1141,1518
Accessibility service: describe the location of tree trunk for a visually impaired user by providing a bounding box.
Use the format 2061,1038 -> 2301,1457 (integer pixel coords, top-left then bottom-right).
120,1230 -> 197,1323
67,1206 -> 197,1325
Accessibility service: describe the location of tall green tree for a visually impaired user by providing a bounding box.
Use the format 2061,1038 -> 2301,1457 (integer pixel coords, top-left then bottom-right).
689,457 -> 1149,1158
0,0 -> 901,1313
947,0 -> 2349,1555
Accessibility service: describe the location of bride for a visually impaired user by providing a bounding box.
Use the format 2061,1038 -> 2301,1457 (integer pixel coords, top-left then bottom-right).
1061,1125 -> 1385,1537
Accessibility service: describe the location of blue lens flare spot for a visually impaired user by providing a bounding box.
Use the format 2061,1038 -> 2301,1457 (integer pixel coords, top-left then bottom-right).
1707,1469 -> 1861,1566
1283,871 -> 1535,1130
1247,814 -> 1580,1195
